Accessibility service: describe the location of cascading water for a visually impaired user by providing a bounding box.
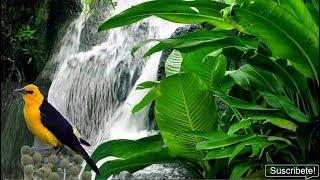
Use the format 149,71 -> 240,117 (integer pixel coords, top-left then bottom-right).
47,0 -> 180,152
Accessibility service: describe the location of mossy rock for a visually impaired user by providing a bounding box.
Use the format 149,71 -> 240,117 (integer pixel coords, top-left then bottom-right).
21,146 -> 31,155
21,154 -> 33,166
81,171 -> 92,180
48,172 -> 60,180
23,165 -> 34,175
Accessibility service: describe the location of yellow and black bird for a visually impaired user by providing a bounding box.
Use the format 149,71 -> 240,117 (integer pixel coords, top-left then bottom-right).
15,84 -> 100,175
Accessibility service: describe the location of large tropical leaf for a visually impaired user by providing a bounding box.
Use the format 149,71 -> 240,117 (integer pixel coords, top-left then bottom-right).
243,51 -> 308,94
165,50 -> 183,77
95,148 -> 177,180
181,54 -> 227,87
261,92 -> 309,122
138,30 -> 257,57
136,81 -> 159,90
277,0 -> 318,35
230,162 -> 253,179
155,73 -> 216,160
98,0 -> 234,32
85,134 -> 163,171
228,116 -> 297,135
229,64 -> 284,94
197,134 -> 256,150
306,0 -> 319,26
210,89 -> 270,110
132,87 -> 158,113
230,0 -> 319,80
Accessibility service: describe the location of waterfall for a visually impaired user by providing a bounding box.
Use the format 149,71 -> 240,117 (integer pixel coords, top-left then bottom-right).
47,0 -> 180,149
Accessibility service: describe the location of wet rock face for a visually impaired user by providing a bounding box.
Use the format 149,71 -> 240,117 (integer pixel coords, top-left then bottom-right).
1,82 -> 34,179
115,61 -> 131,102
79,1 -> 111,52
112,163 -> 199,180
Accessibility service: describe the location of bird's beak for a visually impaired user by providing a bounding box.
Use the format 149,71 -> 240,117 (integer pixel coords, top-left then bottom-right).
14,88 -> 27,95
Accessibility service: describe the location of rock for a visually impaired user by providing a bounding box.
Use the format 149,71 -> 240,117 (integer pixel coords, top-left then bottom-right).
112,171 -> 132,179
1,82 -> 34,179
114,61 -> 131,102
79,1 -> 112,51
113,163 -> 199,180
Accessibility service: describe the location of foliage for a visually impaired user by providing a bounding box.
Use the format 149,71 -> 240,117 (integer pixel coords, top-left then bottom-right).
15,25 -> 36,42
89,0 -> 319,179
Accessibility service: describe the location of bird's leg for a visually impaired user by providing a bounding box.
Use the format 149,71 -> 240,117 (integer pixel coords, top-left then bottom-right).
56,147 -> 63,155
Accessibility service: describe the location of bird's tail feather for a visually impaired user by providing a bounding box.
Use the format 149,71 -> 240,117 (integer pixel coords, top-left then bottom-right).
80,138 -> 91,146
72,145 -> 100,175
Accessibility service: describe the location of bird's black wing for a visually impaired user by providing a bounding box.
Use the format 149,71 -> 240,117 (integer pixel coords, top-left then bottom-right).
39,99 -> 100,175
39,99 -> 79,147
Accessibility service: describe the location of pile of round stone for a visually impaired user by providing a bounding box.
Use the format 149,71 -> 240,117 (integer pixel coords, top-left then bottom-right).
21,145 -> 92,180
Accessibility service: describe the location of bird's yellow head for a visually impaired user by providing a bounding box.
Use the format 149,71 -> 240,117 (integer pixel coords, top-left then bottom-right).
14,84 -> 44,105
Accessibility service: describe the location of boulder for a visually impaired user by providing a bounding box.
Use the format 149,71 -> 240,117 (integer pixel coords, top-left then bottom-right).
112,163 -> 200,180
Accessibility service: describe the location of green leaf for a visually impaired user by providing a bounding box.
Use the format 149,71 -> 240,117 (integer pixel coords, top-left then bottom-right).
204,146 -> 237,160
231,0 -> 319,80
306,0 -> 319,26
277,0 -> 318,36
143,30 -> 257,57
86,134 -> 163,171
267,136 -> 293,146
244,52 -> 308,94
262,117 -> 297,132
98,0 -> 234,32
155,73 -> 217,159
131,39 -> 157,55
96,148 -> 177,180
136,81 -> 159,90
210,88 -> 270,110
165,50 -> 183,77
230,162 -> 253,179
180,131 -> 230,141
182,53 -> 227,87
132,88 -> 158,113
229,64 -> 284,94
228,119 -> 251,135
229,136 -> 272,163
261,92 -> 309,122
197,134 -> 255,150
229,116 -> 297,134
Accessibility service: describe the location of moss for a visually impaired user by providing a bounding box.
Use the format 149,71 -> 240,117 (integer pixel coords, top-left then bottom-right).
73,154 -> 83,164
70,165 -> 80,176
49,154 -> 59,164
48,172 -> 59,180
81,171 -> 92,180
60,158 -> 70,169
45,163 -> 54,170
21,154 -> 33,166
34,162 -> 42,169
36,169 -> 45,179
42,167 -> 52,177
33,152 -> 42,163
23,165 -> 34,175
21,146 -> 31,155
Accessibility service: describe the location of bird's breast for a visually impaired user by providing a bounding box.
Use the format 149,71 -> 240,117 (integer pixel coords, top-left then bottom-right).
23,105 -> 61,147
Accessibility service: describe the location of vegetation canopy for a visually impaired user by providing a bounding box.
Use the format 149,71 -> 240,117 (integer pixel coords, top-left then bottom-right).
87,0 -> 319,179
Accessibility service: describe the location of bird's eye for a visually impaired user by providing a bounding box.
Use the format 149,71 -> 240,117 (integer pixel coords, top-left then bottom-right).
26,91 -> 34,94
